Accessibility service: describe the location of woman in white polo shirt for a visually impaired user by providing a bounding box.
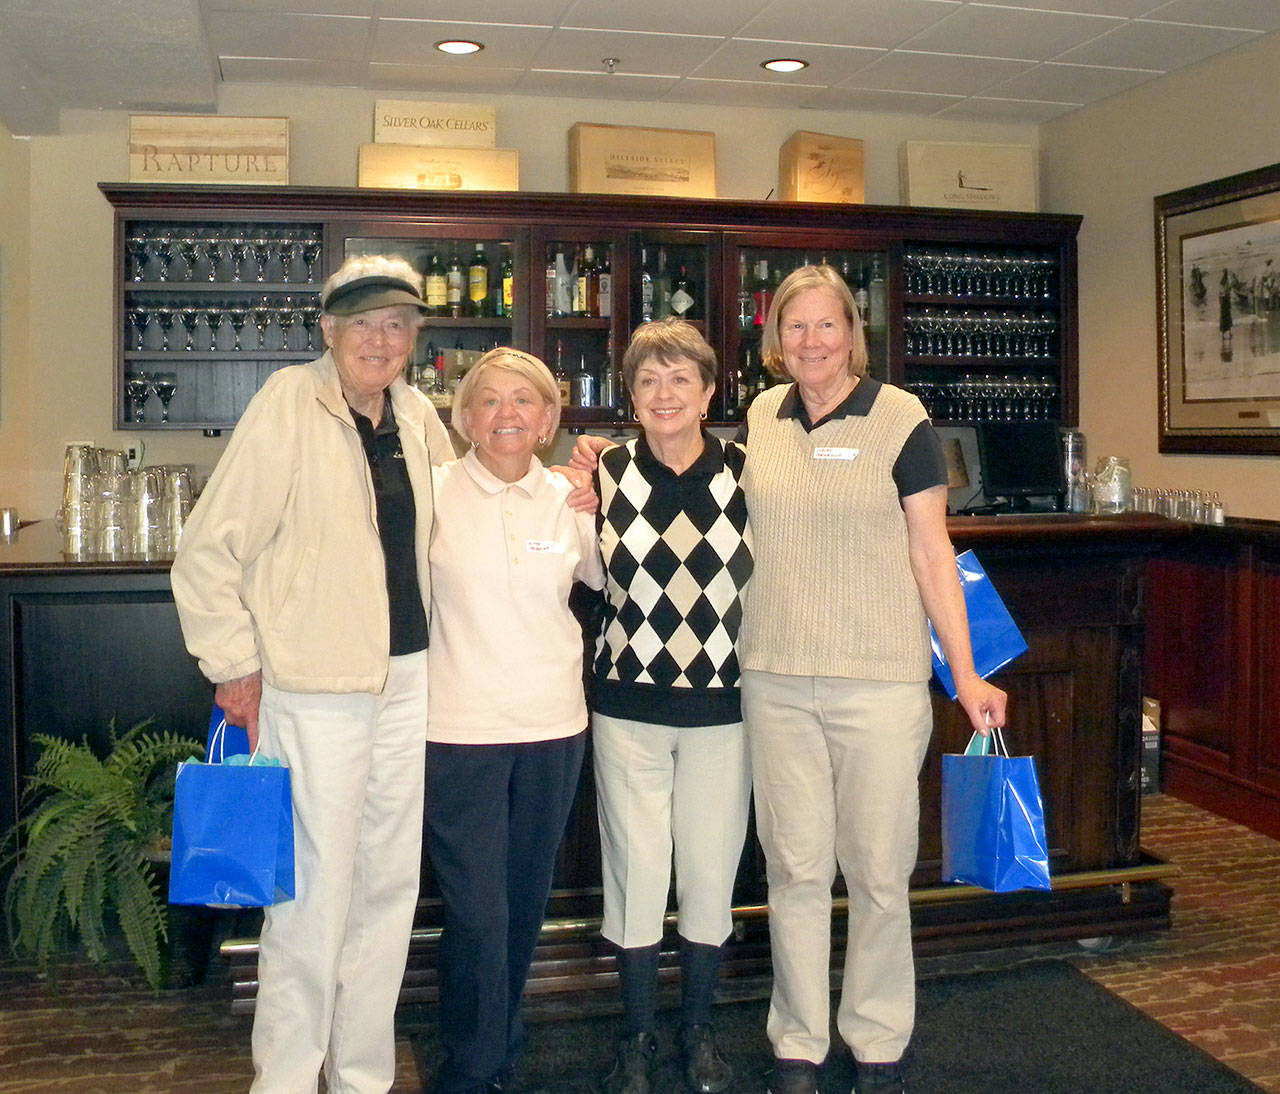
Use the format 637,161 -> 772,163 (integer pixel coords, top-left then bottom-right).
424,347 -> 604,1094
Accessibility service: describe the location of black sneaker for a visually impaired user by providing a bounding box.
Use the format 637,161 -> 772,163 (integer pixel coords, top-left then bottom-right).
679,1023 -> 733,1093
855,1060 -> 906,1093
767,1057 -> 819,1094
599,1031 -> 658,1094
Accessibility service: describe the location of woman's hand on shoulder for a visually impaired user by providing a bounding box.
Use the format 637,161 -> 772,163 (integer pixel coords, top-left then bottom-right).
569,433 -> 615,474
551,464 -> 600,514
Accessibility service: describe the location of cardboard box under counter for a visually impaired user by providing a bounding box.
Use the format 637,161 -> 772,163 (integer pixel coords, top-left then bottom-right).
779,130 -> 864,204
569,123 -> 716,198
357,143 -> 519,191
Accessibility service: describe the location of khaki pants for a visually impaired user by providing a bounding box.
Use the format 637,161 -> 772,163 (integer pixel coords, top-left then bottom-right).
251,652 -> 429,1094
742,670 -> 933,1066
593,714 -> 751,949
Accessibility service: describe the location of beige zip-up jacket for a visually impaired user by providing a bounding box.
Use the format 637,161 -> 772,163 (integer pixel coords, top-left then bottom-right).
171,352 -> 454,694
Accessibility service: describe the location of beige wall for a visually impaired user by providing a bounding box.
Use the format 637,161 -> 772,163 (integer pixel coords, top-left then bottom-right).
1043,33 -> 1280,522
0,117 -> 30,504
4,82 -> 1038,517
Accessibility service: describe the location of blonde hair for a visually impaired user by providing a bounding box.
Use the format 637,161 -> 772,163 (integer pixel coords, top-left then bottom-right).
761,264 -> 867,380
451,348 -> 561,448
621,319 -> 718,392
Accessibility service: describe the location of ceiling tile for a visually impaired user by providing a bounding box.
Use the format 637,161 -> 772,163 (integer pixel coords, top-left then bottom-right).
373,0 -> 569,21
989,59 -> 1158,102
205,10 -> 371,60
530,27 -> 722,76
689,37 -> 884,83
804,85 -> 966,114
371,20 -> 556,68
977,0 -> 1160,14
1059,18 -> 1257,66
217,56 -> 368,85
737,0 -> 961,49
1143,0 -> 1280,31
561,0 -> 772,37
518,70 -> 682,100
903,4 -> 1124,60
368,63 -> 528,93
843,50 -> 1036,95
663,77 -> 829,109
935,95 -> 1077,121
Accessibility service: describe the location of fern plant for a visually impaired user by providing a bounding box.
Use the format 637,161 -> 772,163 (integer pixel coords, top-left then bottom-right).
2,719 -> 202,989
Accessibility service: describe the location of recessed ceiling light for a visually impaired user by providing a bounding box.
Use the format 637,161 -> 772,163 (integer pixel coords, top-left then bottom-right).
435,39 -> 484,56
761,58 -> 808,73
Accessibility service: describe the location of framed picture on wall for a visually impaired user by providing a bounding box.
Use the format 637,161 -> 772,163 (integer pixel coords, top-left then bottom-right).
1156,161 -> 1280,454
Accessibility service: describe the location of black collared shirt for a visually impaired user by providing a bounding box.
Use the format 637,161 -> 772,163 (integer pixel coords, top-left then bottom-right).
350,394 -> 429,655
738,378 -> 946,499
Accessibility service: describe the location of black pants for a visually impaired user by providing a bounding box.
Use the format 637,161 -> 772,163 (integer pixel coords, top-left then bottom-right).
424,732 -> 586,1092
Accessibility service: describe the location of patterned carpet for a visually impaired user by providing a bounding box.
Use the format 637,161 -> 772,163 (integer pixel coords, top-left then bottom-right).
0,793 -> 1276,1092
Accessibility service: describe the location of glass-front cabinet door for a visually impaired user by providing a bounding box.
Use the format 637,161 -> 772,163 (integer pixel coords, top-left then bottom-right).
118,217 -> 325,432
720,235 -> 891,422
336,223 -> 526,418
532,228 -> 629,426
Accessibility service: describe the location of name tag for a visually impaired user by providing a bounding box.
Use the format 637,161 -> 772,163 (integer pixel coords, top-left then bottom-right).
813,447 -> 859,461
525,539 -> 565,554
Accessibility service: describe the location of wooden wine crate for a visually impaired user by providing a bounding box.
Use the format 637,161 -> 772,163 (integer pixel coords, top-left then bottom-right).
357,143 -> 519,191
128,115 -> 289,184
778,130 -> 864,204
569,123 -> 716,198
901,141 -> 1039,211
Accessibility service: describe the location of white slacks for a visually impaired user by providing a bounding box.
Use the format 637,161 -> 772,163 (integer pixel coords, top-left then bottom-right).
742,670 -> 933,1067
250,652 -> 429,1094
592,713 -> 751,949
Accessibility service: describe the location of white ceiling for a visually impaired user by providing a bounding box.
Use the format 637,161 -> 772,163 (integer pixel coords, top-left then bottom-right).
0,0 -> 1277,136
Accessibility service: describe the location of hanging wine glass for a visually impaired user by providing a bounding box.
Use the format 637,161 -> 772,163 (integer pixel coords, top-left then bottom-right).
154,306 -> 175,351
179,306 -> 202,351
128,306 -> 151,350
151,372 -> 178,423
228,238 -> 251,283
252,235 -> 273,282
125,235 -> 150,282
276,298 -> 298,350
301,305 -> 322,350
252,299 -> 275,349
150,235 -> 174,282
126,371 -> 151,423
228,306 -> 249,350
204,307 -> 225,351
176,236 -> 203,282
302,239 -> 322,282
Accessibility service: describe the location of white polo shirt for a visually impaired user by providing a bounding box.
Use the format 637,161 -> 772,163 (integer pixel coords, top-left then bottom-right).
427,450 -> 604,745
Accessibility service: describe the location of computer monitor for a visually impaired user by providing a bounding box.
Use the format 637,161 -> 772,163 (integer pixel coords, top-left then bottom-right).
976,420 -> 1066,510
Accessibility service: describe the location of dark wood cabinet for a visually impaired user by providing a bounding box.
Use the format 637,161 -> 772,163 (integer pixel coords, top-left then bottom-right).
1145,518 -> 1280,837
102,184 -> 1079,433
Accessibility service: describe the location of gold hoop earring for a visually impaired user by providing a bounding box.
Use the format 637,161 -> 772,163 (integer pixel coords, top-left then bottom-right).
700,410 -> 708,420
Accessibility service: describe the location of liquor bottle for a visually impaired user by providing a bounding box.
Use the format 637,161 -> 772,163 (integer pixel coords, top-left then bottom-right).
553,248 -> 574,317
424,252 -> 448,317
467,242 -> 489,318
553,338 -> 570,406
737,253 -> 753,331
500,247 -> 514,318
545,252 -> 556,318
640,247 -> 654,322
571,246 -> 585,317
670,266 -> 695,318
572,354 -> 597,407
597,249 -> 612,318
578,245 -> 600,317
445,249 -> 464,318
429,349 -> 451,409
654,247 -> 672,319
868,256 -> 887,330
752,259 -> 771,328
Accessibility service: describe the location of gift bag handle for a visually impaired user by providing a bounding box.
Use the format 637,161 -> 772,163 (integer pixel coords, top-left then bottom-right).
963,727 -> 1011,757
207,718 -> 228,764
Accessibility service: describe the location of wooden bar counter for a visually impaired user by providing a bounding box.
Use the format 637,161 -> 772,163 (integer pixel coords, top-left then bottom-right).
1,513 -> 1197,1007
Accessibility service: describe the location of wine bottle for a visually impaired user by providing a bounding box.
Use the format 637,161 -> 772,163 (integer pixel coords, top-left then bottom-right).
868,256 -> 886,330
467,242 -> 489,318
640,247 -> 655,322
737,253 -> 753,331
654,247 -> 672,319
445,249 -> 464,318
553,338 -> 570,406
545,253 -> 556,318
752,259 -> 771,328
425,252 -> 448,317
578,244 -> 599,317
670,265 -> 695,318
553,248 -> 574,317
572,354 -> 597,407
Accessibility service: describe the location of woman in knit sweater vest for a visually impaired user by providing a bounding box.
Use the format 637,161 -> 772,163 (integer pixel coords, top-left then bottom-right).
740,265 -> 1008,1094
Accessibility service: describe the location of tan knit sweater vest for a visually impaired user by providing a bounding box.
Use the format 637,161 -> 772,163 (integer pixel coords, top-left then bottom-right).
739,382 -> 932,682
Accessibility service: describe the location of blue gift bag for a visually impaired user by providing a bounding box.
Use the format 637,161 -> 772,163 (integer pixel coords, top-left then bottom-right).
206,704 -> 250,761
169,728 -> 294,907
941,728 -> 1051,892
930,549 -> 1028,700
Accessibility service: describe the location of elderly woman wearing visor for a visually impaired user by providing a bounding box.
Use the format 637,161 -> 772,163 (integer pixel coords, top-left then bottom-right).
172,253 -> 452,1092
